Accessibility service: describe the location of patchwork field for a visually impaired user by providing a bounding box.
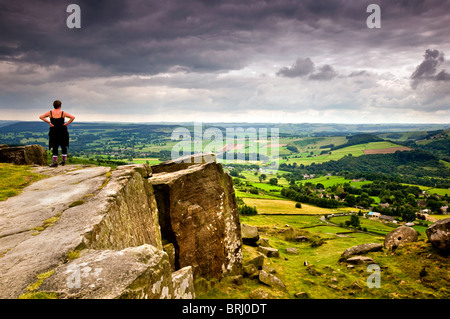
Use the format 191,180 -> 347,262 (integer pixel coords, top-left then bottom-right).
280,141 -> 408,166
363,146 -> 412,154
242,198 -> 335,215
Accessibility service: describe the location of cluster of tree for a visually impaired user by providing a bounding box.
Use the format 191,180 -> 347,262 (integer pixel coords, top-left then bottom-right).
401,130 -> 450,160
236,198 -> 258,215
238,204 -> 258,215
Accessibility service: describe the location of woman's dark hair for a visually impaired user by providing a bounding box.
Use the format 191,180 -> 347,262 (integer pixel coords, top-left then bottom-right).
53,100 -> 62,109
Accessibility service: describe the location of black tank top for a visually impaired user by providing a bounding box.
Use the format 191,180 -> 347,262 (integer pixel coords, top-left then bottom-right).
50,111 -> 65,127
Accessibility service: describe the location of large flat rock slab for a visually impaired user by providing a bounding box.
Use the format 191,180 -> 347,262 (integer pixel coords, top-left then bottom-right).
0,165 -> 110,252
0,164 -> 163,299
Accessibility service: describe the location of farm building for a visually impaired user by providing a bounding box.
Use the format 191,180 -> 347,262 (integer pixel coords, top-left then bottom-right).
379,214 -> 395,221
368,212 -> 380,219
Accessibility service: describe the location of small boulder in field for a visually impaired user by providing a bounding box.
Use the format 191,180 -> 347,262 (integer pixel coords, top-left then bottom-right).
339,243 -> 383,261
426,218 -> 450,252
258,246 -> 279,258
384,226 -> 418,250
241,223 -> 260,246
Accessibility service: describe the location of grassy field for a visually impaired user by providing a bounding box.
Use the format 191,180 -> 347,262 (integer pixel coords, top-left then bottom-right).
198,212 -> 449,299
194,189 -> 450,299
280,141 -> 406,166
235,190 -> 284,200
301,175 -> 372,188
242,198 -> 336,215
330,215 -> 397,236
401,183 -> 450,196
131,158 -> 162,165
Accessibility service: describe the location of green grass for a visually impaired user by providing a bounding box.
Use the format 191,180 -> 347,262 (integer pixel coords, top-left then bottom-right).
235,190 -> 283,200
249,182 -> 284,192
401,183 -> 449,196
280,141 -> 405,166
18,270 -> 58,299
199,212 -> 449,299
132,158 -> 162,165
300,176 -> 372,188
0,163 -> 44,201
200,192 -> 449,299
330,215 -> 397,235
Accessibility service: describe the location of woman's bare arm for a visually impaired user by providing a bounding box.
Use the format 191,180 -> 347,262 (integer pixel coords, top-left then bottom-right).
64,112 -> 76,126
39,111 -> 53,126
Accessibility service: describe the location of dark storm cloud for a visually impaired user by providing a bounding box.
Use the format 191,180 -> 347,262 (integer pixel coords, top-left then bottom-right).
0,0 -> 311,75
411,49 -> 450,88
1,0 -> 449,79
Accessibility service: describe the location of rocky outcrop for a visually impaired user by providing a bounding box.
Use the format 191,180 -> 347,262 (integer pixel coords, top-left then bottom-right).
0,144 -> 47,166
339,243 -> 383,261
0,154 -> 241,299
241,223 -> 259,246
426,218 -> 450,252
149,159 -> 242,280
0,164 -> 166,299
151,153 -> 216,174
384,226 -> 418,250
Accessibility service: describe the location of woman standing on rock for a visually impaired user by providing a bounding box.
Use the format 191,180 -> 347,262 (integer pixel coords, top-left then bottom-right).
39,100 -> 75,167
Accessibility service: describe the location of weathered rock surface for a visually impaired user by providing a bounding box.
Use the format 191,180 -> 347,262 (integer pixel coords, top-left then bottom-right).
39,244 -> 176,299
249,288 -> 273,299
0,153 -> 243,299
241,223 -> 259,246
258,246 -> 279,258
339,243 -> 383,261
426,218 -> 450,252
244,254 -> 265,270
256,237 -> 270,247
149,161 -> 242,280
151,153 -> 216,174
0,144 -> 47,166
384,226 -> 418,250
243,264 -> 259,278
0,164 -> 164,299
0,165 -> 110,254
345,256 -> 375,265
171,266 -> 196,299
258,270 -> 286,290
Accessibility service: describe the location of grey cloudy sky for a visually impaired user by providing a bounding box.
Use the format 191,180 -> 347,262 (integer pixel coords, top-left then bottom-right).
0,0 -> 449,123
